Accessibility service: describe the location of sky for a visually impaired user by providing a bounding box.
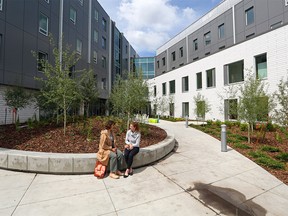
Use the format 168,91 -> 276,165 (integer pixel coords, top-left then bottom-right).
98,0 -> 223,57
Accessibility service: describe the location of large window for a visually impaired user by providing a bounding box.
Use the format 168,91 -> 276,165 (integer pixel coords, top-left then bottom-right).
224,99 -> 238,120
179,47 -> 183,58
102,18 -> 107,31
204,31 -> 211,45
255,53 -> 267,79
162,57 -> 166,66
94,30 -> 98,43
169,80 -> 175,94
102,56 -> 106,68
224,60 -> 244,85
93,51 -> 97,64
172,52 -> 176,61
70,7 -> 76,24
206,68 -> 216,88
162,82 -> 166,96
193,39 -> 198,51
182,102 -> 189,117
94,9 -> 99,21
39,13 -> 48,35
196,72 -> 202,90
245,7 -> 254,26
38,51 -> 48,71
76,39 -> 82,55
182,76 -> 189,92
218,23 -> 225,39
102,37 -> 106,49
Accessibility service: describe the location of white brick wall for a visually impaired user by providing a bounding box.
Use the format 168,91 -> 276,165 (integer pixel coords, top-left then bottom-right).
0,86 -> 39,125
149,25 -> 288,121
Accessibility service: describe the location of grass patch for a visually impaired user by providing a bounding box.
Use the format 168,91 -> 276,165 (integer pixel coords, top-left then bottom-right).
233,143 -> 251,149
229,134 -> 248,142
248,151 -> 268,159
255,157 -> 285,170
275,152 -> 288,162
260,145 -> 280,153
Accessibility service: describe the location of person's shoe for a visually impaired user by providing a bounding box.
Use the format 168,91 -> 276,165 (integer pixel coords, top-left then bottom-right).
124,169 -> 129,178
116,170 -> 124,176
129,171 -> 133,176
109,173 -> 120,179
123,174 -> 129,178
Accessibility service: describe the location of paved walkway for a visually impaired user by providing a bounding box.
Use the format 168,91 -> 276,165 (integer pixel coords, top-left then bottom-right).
0,120 -> 287,216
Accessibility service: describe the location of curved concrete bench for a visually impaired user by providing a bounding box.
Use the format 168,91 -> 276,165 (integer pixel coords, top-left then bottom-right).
0,131 -> 175,174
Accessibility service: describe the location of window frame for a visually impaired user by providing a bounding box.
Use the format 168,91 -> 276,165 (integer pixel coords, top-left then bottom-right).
94,30 -> 98,43
245,7 -> 254,26
193,38 -> 198,51
101,36 -> 106,49
172,51 -> 176,61
224,60 -> 244,85
206,68 -> 216,88
218,23 -> 225,39
162,57 -> 165,66
196,72 -> 202,90
70,7 -> 77,24
182,76 -> 189,92
204,31 -> 211,46
37,51 -> 48,72
93,51 -> 97,64
179,47 -> 183,58
169,80 -> 175,94
76,39 -> 82,55
255,53 -> 267,79
162,82 -> 167,96
39,13 -> 49,36
102,18 -> 107,31
102,56 -> 106,68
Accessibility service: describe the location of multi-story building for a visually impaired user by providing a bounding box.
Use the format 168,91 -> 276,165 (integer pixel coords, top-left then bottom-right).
149,0 -> 288,121
0,0 -> 138,124
132,57 -> 155,80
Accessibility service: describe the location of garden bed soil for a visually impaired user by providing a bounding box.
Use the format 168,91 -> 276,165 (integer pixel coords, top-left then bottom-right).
0,120 -> 167,153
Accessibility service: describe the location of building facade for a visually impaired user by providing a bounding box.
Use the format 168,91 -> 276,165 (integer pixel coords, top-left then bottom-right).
0,0 -> 138,124
132,57 -> 155,80
149,0 -> 288,121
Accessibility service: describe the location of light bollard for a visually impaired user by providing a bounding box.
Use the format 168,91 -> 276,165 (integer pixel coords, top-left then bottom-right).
221,124 -> 227,152
185,115 -> 188,128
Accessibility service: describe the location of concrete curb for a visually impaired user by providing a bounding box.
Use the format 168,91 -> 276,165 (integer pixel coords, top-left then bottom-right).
0,131 -> 175,174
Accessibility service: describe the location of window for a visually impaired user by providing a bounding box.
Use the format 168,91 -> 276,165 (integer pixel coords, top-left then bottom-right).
93,51 -> 97,64
76,39 -> 82,55
255,53 -> 267,79
94,9 -> 99,21
44,0 -> 49,3
69,65 -> 75,78
245,7 -> 254,26
153,85 -> 157,97
162,83 -> 166,96
102,18 -> 107,31
70,7 -> 76,24
102,56 -> 106,68
101,37 -> 106,49
39,13 -> 48,35
101,78 -> 106,90
196,72 -> 202,90
37,51 -> 48,71
94,30 -> 98,43
162,57 -> 165,66
182,76 -> 189,92
224,60 -> 244,85
125,45 -> 128,54
78,0 -> 83,6
182,102 -> 189,117
193,39 -> 198,51
206,68 -> 216,88
0,0 -> 2,10
179,47 -> 183,58
157,61 -> 159,68
204,32 -> 211,45
218,24 -> 225,39
169,80 -> 175,94
172,52 -> 176,61
224,99 -> 238,120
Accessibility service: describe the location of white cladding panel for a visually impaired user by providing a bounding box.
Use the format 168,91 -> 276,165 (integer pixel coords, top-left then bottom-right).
149,25 -> 288,121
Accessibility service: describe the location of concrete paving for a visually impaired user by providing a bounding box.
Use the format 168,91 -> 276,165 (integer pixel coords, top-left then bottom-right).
0,120 -> 287,216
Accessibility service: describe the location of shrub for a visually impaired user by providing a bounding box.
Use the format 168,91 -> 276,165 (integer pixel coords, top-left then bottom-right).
215,120 -> 222,127
224,121 -> 233,128
206,120 -> 213,125
266,122 -> 275,132
260,145 -> 280,153
275,153 -> 288,162
240,123 -> 248,131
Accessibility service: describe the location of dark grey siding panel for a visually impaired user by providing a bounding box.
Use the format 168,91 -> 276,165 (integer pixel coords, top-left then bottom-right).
6,0 -> 24,30
24,0 -> 38,37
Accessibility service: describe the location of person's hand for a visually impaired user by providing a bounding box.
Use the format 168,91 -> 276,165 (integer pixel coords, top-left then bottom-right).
129,144 -> 133,150
125,144 -> 129,149
112,148 -> 116,152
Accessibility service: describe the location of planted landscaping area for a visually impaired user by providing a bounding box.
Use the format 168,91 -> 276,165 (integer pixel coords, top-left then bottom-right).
0,116 -> 167,154
190,120 -> 288,184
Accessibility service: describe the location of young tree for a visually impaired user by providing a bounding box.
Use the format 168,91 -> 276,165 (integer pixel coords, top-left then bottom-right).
35,37 -> 81,135
78,70 -> 99,118
4,86 -> 31,125
109,72 -> 149,129
238,72 -> 274,143
193,93 -> 211,120
273,77 -> 288,128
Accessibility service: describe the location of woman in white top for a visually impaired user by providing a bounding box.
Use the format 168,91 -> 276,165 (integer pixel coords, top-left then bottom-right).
124,122 -> 141,178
